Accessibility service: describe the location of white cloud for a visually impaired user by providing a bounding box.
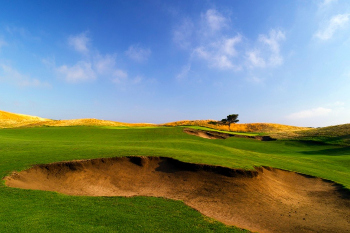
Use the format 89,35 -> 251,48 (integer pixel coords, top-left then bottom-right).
246,29 -> 285,68
132,75 -> 143,84
314,14 -> 350,40
173,18 -> 194,49
173,9 -> 286,80
259,29 -> 285,54
320,0 -> 338,7
18,79 -> 51,88
51,33 -> 136,85
5,26 -> 41,41
193,35 -> 242,70
57,61 -> 96,83
333,101 -> 345,106
246,50 -> 266,68
112,71 -> 143,85
0,64 -> 51,88
68,32 -> 90,54
246,75 -> 264,84
0,38 -> 7,50
125,45 -> 151,62
112,69 -> 128,83
259,29 -> 285,66
176,64 -> 191,80
94,54 -> 116,74
203,9 -> 228,32
222,36 -> 241,56
287,107 -> 332,119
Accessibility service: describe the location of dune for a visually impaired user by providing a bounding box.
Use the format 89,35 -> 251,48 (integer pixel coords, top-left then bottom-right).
0,110 -> 51,128
0,110 -> 155,128
162,120 -> 310,133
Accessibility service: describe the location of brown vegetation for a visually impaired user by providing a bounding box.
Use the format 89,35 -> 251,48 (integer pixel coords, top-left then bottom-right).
163,120 -> 310,133
5,156 -> 350,233
271,123 -> 350,145
23,118 -> 155,128
0,110 -> 49,128
0,110 -> 155,128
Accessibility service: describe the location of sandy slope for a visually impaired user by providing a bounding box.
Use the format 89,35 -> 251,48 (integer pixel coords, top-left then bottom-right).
0,110 -> 51,128
0,110 -> 154,128
5,156 -> 350,233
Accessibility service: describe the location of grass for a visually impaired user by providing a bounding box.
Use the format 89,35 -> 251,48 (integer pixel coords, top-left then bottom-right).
0,126 -> 349,232
272,123 -> 350,146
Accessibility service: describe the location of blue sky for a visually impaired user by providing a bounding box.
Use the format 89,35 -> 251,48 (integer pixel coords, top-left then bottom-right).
0,0 -> 350,127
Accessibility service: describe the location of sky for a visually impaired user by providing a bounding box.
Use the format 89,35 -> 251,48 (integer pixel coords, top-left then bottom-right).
0,0 -> 350,127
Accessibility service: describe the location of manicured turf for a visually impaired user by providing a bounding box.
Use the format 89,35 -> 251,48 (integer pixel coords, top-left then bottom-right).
0,126 -> 349,232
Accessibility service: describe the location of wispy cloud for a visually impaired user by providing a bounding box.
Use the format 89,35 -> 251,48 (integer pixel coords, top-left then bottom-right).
125,45 -> 151,62
173,18 -> 194,49
246,29 -> 285,68
192,9 -> 242,70
112,69 -> 128,83
176,64 -> 191,80
287,107 -> 332,119
193,35 -> 242,70
202,9 -> 228,32
246,50 -> 266,68
5,26 -> 40,41
173,9 -> 286,80
93,54 -> 117,74
48,32 -> 134,84
0,38 -> 7,50
0,64 -> 51,88
57,61 -> 96,83
68,32 -> 90,54
314,13 -> 350,40
319,0 -> 338,8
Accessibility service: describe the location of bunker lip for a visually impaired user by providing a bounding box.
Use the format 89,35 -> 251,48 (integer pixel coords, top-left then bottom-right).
183,128 -> 276,141
4,156 -> 350,233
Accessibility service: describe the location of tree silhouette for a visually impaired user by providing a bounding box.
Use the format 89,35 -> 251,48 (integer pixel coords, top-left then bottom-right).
221,114 -> 239,128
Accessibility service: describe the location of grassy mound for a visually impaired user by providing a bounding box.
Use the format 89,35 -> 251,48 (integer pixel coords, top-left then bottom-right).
162,120 -> 309,133
0,110 -> 49,128
273,123 -> 350,145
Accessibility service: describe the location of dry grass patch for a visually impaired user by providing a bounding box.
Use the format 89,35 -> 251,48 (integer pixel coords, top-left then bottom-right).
23,118 -> 156,128
163,120 -> 309,133
0,110 -> 50,128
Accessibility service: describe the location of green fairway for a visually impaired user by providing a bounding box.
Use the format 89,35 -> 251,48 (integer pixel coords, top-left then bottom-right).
0,126 -> 349,232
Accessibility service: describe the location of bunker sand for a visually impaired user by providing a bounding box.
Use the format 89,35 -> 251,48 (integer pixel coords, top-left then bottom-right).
4,157 -> 350,233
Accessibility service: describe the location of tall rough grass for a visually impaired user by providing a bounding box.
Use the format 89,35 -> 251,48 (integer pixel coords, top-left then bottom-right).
162,120 -> 309,133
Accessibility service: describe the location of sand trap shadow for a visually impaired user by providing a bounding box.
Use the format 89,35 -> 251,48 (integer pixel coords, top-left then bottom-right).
4,156 -> 350,233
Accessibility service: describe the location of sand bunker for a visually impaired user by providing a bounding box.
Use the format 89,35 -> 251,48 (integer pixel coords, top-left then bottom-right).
4,156 -> 350,232
183,128 -> 276,141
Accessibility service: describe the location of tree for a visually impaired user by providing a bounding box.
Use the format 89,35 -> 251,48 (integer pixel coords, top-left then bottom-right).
221,114 -> 239,127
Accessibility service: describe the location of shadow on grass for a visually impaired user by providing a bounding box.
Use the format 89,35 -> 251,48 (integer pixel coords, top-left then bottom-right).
301,146 -> 350,156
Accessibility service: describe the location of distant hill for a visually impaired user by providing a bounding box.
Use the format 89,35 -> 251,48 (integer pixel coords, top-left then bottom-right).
0,110 -> 155,128
162,120 -> 310,133
272,123 -> 350,145
4,110 -> 349,145
0,110 -> 50,128
24,118 -> 155,128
